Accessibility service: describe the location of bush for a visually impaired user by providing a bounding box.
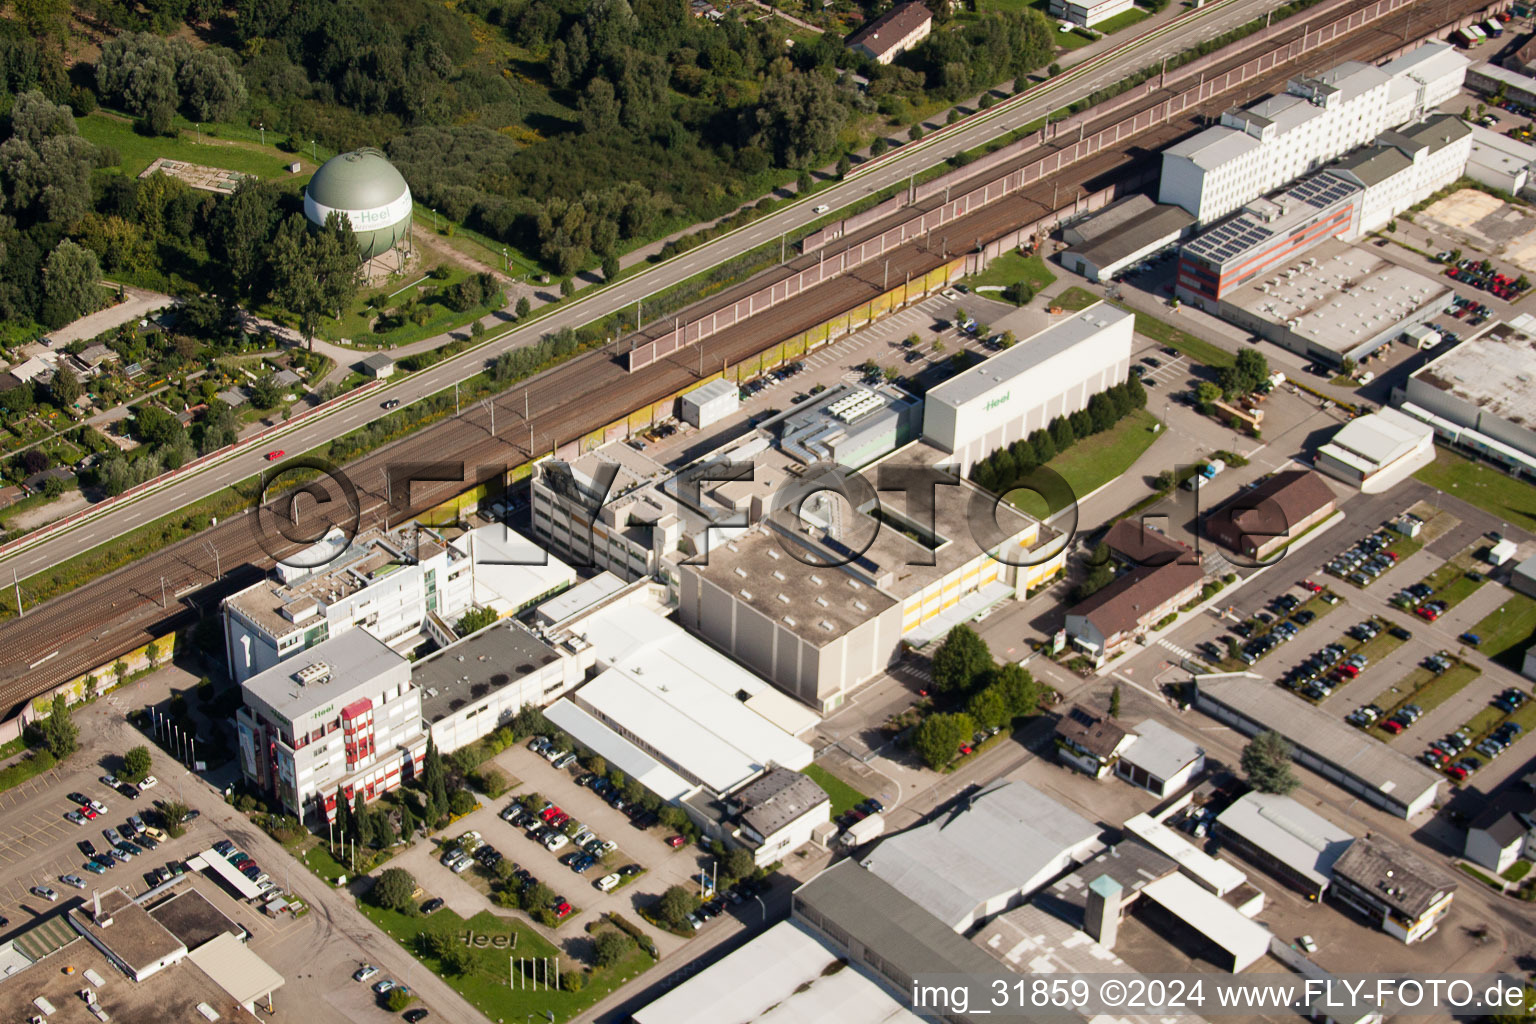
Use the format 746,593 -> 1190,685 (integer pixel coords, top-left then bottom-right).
371,868 -> 418,913
470,766 -> 509,798
593,929 -> 633,967
122,745 -> 152,783
385,988 -> 414,1011
448,789 -> 477,816
561,970 -> 587,992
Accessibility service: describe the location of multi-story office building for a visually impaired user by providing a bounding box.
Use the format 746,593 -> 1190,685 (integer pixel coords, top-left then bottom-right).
529,444 -> 681,585
222,524 -> 474,683
235,630 -> 428,822
1160,46 -> 1467,223
1331,115 -> 1472,233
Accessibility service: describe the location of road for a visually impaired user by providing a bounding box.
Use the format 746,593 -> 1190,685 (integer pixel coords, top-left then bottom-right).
0,0 -> 1284,588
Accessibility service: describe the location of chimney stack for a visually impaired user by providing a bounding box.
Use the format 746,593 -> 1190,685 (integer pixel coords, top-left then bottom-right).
1084,874 -> 1123,949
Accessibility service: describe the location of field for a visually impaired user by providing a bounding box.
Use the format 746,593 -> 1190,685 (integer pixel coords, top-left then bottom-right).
1010,409 -> 1162,518
1095,7 -> 1152,32
1054,286 -> 1100,311
79,112 -> 314,182
1470,594 -> 1536,670
356,903 -> 651,1022
802,764 -> 868,817
1415,448 -> 1536,535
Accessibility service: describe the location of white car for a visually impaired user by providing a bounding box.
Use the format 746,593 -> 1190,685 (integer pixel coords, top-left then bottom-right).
86,798 -> 107,814
60,874 -> 86,889
372,979 -> 396,995
595,873 -> 620,893
137,776 -> 159,792
812,204 -> 830,214
31,886 -> 58,902
353,964 -> 379,983
599,839 -> 618,854
99,775 -> 118,788
544,833 -> 569,853
65,810 -> 87,826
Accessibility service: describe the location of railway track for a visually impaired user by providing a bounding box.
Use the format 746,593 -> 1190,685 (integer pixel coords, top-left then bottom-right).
0,0 -> 1492,715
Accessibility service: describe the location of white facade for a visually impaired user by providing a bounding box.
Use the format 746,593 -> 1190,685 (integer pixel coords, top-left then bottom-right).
1378,42 -> 1472,119
1160,49 -> 1466,223
530,448 -> 680,583
922,302 -> 1133,473
1334,117 -> 1472,234
1049,0 -> 1134,28
1315,406 -> 1436,493
223,526 -> 474,683
681,378 -> 740,429
1466,123 -> 1536,195
235,630 -> 427,820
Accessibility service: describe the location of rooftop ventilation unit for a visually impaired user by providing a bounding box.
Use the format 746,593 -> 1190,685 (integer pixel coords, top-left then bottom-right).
295,662 -> 331,687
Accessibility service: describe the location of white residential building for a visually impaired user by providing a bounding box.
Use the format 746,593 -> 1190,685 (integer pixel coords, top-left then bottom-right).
1160,46 -> 1468,222
1049,0 -> 1135,28
728,767 -> 831,867
235,630 -> 427,822
222,525 -> 474,683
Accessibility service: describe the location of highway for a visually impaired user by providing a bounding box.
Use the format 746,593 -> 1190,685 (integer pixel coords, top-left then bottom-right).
0,0 -> 1281,589
0,0 -> 1469,712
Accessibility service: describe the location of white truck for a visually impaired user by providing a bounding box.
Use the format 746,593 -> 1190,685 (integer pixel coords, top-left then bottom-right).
839,813 -> 885,848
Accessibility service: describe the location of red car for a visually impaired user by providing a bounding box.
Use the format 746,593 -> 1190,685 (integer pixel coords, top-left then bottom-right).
541,806 -> 563,822
666,835 -> 686,848
79,806 -> 97,820
1300,580 -> 1323,593
1445,763 -> 1469,781
265,450 -> 285,461
958,744 -> 973,756
1415,606 -> 1440,621
554,901 -> 572,919
1382,720 -> 1405,735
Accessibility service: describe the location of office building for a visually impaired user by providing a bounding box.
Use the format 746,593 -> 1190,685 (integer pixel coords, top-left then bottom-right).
530,443 -> 682,583
923,302 -> 1134,474
1398,321 -> 1536,475
1193,675 -> 1442,817
1315,406 -> 1436,492
1061,196 -> 1195,282
728,767 -> 831,867
222,524 -> 475,682
1329,835 -> 1456,943
1330,114 -> 1472,233
860,781 -> 1099,932
235,630 -> 427,821
1204,469 -> 1337,560
1160,48 -> 1466,222
1116,719 -> 1206,797
1063,561 -> 1205,663
846,2 -> 932,63
1213,792 -> 1355,900
1050,0 -> 1135,29
680,440 -> 1064,712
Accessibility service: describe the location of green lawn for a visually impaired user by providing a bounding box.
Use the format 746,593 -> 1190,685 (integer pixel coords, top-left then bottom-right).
1375,661 -> 1480,732
1128,310 -> 1237,368
802,764 -> 868,817
967,250 -> 1058,298
1057,27 -> 1098,48
1010,409 -> 1163,517
1054,286 -> 1101,311
1095,6 -> 1151,32
1460,862 -> 1502,888
80,112 -> 310,181
356,903 -> 651,1022
1504,860 -> 1532,883
1472,593 -> 1536,669
1438,572 -> 1488,609
326,266 -> 500,348
1415,447 -> 1536,535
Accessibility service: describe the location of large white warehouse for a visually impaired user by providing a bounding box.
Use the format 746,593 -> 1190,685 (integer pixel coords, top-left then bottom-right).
922,302 -> 1133,473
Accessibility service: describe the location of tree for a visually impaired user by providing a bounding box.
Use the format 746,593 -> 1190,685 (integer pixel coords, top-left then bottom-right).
602,254 -> 621,283
594,929 -> 634,967
966,685 -> 1009,731
1241,731 -> 1299,794
1073,542 -> 1115,602
385,988 -> 415,1012
912,712 -> 974,770
515,296 -> 531,319
372,867 -> 417,913
835,153 -> 852,178
992,663 -> 1043,719
1109,684 -> 1121,719
455,607 -> 498,635
270,212 -> 359,349
930,624 -> 992,694
1154,469 -> 1176,492
122,745 -> 152,783
40,241 -> 102,329
721,846 -> 755,883
48,365 -> 81,410
333,786 -> 352,842
658,885 -> 698,927
399,804 -> 416,841
161,801 -> 189,838
352,791 -> 372,846
752,73 -> 847,167
1194,381 -> 1222,410
41,693 -> 77,759
424,734 -> 448,819
796,167 -> 813,193
908,124 -> 925,142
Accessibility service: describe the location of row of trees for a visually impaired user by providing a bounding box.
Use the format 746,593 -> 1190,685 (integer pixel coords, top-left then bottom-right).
968,377 -> 1148,496
912,625 -> 1046,769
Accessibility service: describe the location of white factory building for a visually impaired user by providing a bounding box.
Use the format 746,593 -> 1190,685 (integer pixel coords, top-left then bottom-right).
530,443 -> 682,584
236,630 -> 428,822
1315,406 -> 1436,492
1398,321 -> 1536,475
1331,114 -> 1473,234
921,301 -> 1134,474
1465,123 -> 1536,195
1160,45 -> 1468,223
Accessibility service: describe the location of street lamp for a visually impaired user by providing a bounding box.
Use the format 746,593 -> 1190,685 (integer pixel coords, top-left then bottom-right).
257,122 -> 264,147
431,208 -> 438,233
310,139 -> 317,163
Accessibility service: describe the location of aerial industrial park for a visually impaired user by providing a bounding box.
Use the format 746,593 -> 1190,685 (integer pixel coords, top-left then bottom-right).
2,1 -> 1536,1022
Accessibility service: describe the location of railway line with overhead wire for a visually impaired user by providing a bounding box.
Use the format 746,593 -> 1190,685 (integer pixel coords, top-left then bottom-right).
0,0 -> 1497,715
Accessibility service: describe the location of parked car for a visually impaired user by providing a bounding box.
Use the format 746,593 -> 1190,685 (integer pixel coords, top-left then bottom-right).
353,965 -> 379,983
30,886 -> 58,902
421,897 -> 445,914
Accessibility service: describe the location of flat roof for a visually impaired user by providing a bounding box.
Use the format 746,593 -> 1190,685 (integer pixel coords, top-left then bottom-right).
1409,321 -> 1536,428
571,604 -> 813,793
1215,792 -> 1355,889
146,888 -> 244,951
794,861 -> 1003,977
1039,841 -> 1179,927
927,303 -> 1134,407
536,570 -> 628,625
1469,122 -> 1536,165
1164,126 -> 1261,171
413,619 -> 563,724
454,525 -> 575,616
861,781 -> 1098,928
190,849 -> 265,901
1183,173 -> 1360,266
736,768 -> 829,836
0,937 -> 253,1024
1123,813 -> 1249,896
683,377 -> 739,405
1195,676 -> 1442,811
1123,719 -> 1204,782
1319,407 -> 1432,471
1331,835 -> 1457,919
1224,241 -> 1449,353
1139,872 -> 1272,971
544,699 -> 693,802
1379,40 -> 1469,82
633,919 -> 922,1024
185,931 -> 285,1008
68,888 -> 185,974
242,630 -> 407,723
